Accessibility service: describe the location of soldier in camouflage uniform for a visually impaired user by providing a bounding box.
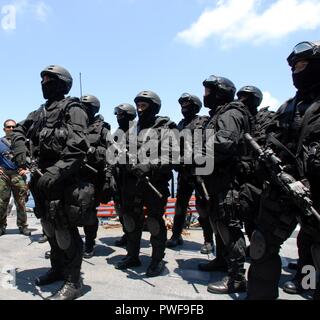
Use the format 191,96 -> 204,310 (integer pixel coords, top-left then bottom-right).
0,119 -> 31,236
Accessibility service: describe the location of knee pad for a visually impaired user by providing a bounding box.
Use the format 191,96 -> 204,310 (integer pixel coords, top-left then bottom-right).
311,244 -> 320,272
55,229 -> 71,251
216,221 -> 231,246
146,217 -> 160,237
250,230 -> 267,261
41,220 -> 55,238
123,215 -> 136,233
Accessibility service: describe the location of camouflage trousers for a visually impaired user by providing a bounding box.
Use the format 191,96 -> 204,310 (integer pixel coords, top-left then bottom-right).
0,171 -> 28,228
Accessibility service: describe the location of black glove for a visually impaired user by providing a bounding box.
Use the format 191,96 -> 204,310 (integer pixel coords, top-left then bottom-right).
37,166 -> 61,194
131,164 -> 151,179
307,143 -> 320,176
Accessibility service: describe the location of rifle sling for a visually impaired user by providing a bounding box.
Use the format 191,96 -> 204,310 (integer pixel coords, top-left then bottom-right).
267,134 -> 304,177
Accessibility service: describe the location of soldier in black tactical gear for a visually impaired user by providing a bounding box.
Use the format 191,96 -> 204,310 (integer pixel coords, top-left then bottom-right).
236,86 -> 264,244
113,103 -> 137,247
12,65 -> 89,300
80,94 -> 112,259
247,41 -> 320,300
115,91 -> 176,277
166,93 -> 214,254
197,75 -> 249,294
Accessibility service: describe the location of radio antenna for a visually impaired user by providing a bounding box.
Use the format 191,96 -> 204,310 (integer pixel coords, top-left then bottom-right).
79,72 -> 83,98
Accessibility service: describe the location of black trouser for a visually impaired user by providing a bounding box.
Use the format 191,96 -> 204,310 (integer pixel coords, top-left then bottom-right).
47,225 -> 83,283
83,216 -> 99,247
173,175 -> 213,243
204,173 -> 246,279
294,229 -> 315,279
122,179 -> 169,261
31,176 -> 84,284
247,186 -> 299,300
114,200 -> 128,239
239,182 -> 262,241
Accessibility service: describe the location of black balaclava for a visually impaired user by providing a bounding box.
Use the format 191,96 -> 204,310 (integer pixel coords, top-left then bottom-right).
138,104 -> 157,130
117,114 -> 132,132
293,60 -> 320,93
85,105 -> 99,124
240,95 -> 259,116
42,78 -> 66,101
181,104 -> 198,122
203,89 -> 227,113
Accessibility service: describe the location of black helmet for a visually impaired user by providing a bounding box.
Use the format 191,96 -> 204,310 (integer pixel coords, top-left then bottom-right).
40,65 -> 73,94
134,90 -> 161,114
114,103 -> 137,119
203,75 -> 236,103
237,86 -> 263,107
287,41 -> 320,67
81,95 -> 101,114
178,93 -> 202,113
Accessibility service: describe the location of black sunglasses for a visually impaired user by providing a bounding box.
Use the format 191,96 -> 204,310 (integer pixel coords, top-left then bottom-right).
5,126 -> 15,129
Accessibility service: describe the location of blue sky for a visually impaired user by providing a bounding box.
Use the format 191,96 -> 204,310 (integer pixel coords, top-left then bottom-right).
1,0 -> 320,131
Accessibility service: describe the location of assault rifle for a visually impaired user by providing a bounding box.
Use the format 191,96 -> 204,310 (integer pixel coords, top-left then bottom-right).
112,141 -> 164,199
245,133 -> 320,224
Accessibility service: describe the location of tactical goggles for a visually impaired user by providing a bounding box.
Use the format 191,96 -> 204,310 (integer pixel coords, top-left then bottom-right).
178,93 -> 193,105
203,75 -> 219,88
114,107 -> 125,116
287,41 -> 320,66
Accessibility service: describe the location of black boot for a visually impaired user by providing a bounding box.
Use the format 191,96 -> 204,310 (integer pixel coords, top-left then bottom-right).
208,274 -> 247,294
200,242 -> 214,255
283,276 -> 305,295
115,256 -> 141,270
114,234 -> 128,247
19,226 -> 31,236
38,234 -> 48,244
146,259 -> 165,277
46,281 -> 82,300
198,258 -> 228,272
35,269 -> 64,286
83,241 -> 95,259
45,251 -> 51,259
0,227 -> 6,236
166,235 -> 183,248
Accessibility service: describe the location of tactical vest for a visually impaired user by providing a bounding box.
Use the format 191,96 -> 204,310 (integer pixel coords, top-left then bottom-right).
29,97 -> 82,167
206,101 -> 252,161
177,115 -> 209,131
136,116 -> 176,181
87,115 -> 110,147
254,107 -> 276,144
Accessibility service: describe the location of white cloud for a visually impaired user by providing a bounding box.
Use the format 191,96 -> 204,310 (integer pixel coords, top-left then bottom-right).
177,0 -> 320,47
34,2 -> 50,22
260,91 -> 280,111
12,0 -> 50,23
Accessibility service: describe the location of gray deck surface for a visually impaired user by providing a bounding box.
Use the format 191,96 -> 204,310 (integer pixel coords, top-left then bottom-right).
0,212 -> 312,300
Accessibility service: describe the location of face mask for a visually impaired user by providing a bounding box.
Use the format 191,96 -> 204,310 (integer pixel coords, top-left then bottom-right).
241,96 -> 258,116
138,106 -> 157,128
117,117 -> 130,131
42,79 -> 64,100
292,60 -> 320,91
181,105 -> 197,119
